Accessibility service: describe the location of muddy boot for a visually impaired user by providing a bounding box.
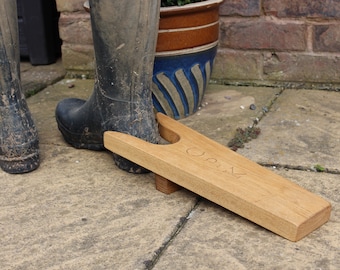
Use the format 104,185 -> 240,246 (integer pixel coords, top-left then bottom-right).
0,0 -> 40,174
55,0 -> 160,173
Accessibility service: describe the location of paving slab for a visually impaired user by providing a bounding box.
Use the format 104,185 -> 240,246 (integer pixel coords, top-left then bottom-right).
153,169 -> 339,269
238,89 -> 340,172
1,79 -> 338,269
20,59 -> 66,97
0,79 -> 197,269
0,146 -> 197,269
181,84 -> 282,145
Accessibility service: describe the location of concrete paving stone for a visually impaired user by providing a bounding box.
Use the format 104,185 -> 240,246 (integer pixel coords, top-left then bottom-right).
181,84 -> 282,146
1,79 -> 198,269
20,59 -> 66,97
0,145 -> 197,269
238,89 -> 340,172
153,169 -> 339,270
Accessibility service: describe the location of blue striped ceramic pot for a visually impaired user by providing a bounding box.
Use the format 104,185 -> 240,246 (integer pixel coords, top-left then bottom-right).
152,0 -> 222,119
152,42 -> 218,119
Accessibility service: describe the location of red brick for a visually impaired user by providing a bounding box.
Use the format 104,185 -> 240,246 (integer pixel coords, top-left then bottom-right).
263,0 -> 340,18
314,24 -> 340,52
220,19 -> 307,51
219,0 -> 260,17
211,49 -> 262,81
263,52 -> 340,83
59,13 -> 92,45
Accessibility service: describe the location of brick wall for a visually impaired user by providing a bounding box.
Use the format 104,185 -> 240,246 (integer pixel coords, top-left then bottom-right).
57,0 -> 93,78
56,0 -> 340,88
215,0 -> 340,88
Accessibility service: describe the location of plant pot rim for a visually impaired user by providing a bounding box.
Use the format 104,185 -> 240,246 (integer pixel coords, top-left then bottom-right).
155,40 -> 218,57
84,0 -> 224,14
160,0 -> 223,15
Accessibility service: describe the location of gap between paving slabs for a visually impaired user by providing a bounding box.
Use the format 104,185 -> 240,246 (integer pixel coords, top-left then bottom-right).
144,197 -> 202,269
219,86 -> 340,175
237,87 -> 340,174
226,87 -> 284,151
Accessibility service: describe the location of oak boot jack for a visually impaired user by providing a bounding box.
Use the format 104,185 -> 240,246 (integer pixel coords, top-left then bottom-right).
55,0 -> 160,173
0,0 -> 40,174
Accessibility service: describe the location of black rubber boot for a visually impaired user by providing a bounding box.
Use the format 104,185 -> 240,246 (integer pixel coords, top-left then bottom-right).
55,0 -> 160,173
0,0 -> 40,174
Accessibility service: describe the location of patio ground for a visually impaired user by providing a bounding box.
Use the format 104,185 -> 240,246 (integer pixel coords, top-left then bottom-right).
0,60 -> 339,269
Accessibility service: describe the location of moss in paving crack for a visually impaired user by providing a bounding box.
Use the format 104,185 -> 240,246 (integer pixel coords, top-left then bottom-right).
314,164 -> 326,172
228,126 -> 261,151
25,89 -> 40,98
24,83 -> 46,98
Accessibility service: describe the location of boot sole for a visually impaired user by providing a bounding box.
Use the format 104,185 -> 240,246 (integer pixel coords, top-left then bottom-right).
0,154 -> 39,174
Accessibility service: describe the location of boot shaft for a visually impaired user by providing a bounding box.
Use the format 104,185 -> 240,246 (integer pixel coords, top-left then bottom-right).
0,0 -> 21,98
89,0 -> 160,101
0,0 -> 27,111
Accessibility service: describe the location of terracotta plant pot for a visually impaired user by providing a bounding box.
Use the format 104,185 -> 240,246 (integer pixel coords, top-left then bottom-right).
152,0 -> 223,119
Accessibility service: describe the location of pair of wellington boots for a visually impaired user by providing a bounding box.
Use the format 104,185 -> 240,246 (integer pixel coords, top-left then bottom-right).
56,0 -> 160,173
0,0 -> 39,174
